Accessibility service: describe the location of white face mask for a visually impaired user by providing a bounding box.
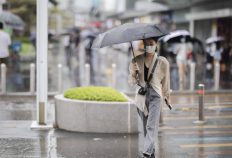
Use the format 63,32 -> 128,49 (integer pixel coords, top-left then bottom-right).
146,45 -> 156,53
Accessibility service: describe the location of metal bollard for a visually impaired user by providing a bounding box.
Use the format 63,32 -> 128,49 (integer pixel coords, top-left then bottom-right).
58,64 -> 63,94
85,63 -> 90,87
193,84 -> 207,124
214,63 -> 220,90
1,64 -> 6,94
190,62 -> 195,91
30,63 -> 35,94
112,63 -> 116,89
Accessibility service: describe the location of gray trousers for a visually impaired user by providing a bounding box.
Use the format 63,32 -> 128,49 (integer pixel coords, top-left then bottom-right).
137,85 -> 162,156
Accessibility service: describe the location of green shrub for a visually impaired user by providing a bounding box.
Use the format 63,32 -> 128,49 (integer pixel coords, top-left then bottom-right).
21,43 -> 35,54
64,87 -> 128,102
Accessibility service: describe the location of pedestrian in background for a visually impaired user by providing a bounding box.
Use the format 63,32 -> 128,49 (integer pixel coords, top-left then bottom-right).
186,42 -> 193,66
206,44 -> 214,82
211,41 -> 223,81
175,37 -> 188,84
63,34 -> 72,71
128,37 -> 172,158
0,22 -> 11,73
224,40 -> 232,68
211,41 -> 223,66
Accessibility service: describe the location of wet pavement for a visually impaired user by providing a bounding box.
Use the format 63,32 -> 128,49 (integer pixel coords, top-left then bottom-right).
0,94 -> 232,157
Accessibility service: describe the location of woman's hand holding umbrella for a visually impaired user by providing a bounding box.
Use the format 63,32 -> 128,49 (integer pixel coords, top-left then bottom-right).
132,62 -> 139,78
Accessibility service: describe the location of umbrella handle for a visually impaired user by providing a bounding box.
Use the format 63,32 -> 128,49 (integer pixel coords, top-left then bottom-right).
130,42 -> 136,62
130,42 -> 139,76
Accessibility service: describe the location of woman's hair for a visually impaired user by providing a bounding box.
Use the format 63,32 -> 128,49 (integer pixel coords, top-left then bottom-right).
0,22 -> 3,29
151,37 -> 159,43
216,41 -> 221,50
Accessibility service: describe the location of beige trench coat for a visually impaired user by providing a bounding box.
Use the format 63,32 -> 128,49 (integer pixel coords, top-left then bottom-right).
128,53 -> 172,117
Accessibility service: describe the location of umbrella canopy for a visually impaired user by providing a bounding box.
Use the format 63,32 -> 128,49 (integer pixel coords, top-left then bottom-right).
163,30 -> 190,43
0,12 -> 25,26
91,23 -> 169,49
206,36 -> 225,44
190,37 -> 203,46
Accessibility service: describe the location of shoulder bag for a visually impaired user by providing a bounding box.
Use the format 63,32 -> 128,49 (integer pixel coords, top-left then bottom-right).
138,55 -> 159,95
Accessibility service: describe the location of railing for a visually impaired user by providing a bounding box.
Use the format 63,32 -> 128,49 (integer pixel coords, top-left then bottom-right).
0,61 -> 222,95
0,63 -> 63,95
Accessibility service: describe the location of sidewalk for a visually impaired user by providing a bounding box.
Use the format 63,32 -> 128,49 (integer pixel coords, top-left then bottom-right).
0,93 -> 232,157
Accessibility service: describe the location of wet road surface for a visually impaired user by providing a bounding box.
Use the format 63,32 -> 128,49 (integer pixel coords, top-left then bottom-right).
0,94 -> 232,157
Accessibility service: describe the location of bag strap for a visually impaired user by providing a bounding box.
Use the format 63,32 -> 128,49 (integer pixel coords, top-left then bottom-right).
147,55 -> 159,84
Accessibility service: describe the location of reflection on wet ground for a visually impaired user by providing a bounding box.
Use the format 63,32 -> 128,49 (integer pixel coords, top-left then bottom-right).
0,100 -> 54,121
1,42 -> 232,93
1,94 -> 232,157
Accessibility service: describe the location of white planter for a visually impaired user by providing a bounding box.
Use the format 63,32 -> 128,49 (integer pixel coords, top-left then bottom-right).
54,93 -> 138,133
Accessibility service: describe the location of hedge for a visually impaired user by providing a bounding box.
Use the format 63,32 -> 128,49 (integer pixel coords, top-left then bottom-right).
64,87 -> 128,102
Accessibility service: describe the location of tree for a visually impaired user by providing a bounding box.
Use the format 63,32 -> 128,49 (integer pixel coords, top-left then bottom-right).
6,0 -> 58,35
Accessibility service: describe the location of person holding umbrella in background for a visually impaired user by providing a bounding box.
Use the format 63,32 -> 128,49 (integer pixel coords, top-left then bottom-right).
163,30 -> 192,89
206,37 -> 224,81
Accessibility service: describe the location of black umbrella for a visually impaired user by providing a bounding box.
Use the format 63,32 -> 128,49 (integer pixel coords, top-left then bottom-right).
92,23 -> 168,48
190,37 -> 203,46
91,23 -> 169,75
92,23 -> 168,59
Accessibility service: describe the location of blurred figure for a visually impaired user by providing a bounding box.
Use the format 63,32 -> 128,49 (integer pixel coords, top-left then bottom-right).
85,36 -> 95,64
48,33 -> 53,69
211,41 -> 223,66
186,42 -> 193,66
63,34 -> 72,71
211,41 -> 223,81
75,32 -> 80,47
224,40 -> 232,68
81,29 -> 96,84
0,22 -> 11,73
30,32 -> 36,51
206,44 -> 214,82
159,40 -> 167,58
175,37 -> 188,84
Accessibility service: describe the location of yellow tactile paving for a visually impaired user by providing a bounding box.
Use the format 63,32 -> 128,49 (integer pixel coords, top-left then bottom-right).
188,151 -> 232,155
163,111 -> 232,116
163,115 -> 232,120
180,143 -> 232,148
208,105 -> 232,109
163,107 -> 198,110
165,131 -> 232,135
159,125 -> 232,130
163,105 -> 232,110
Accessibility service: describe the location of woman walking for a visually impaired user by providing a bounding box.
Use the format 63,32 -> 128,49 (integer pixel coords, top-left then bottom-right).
128,37 -> 172,158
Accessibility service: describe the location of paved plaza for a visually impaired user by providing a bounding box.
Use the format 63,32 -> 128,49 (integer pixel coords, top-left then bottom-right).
0,93 -> 232,157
